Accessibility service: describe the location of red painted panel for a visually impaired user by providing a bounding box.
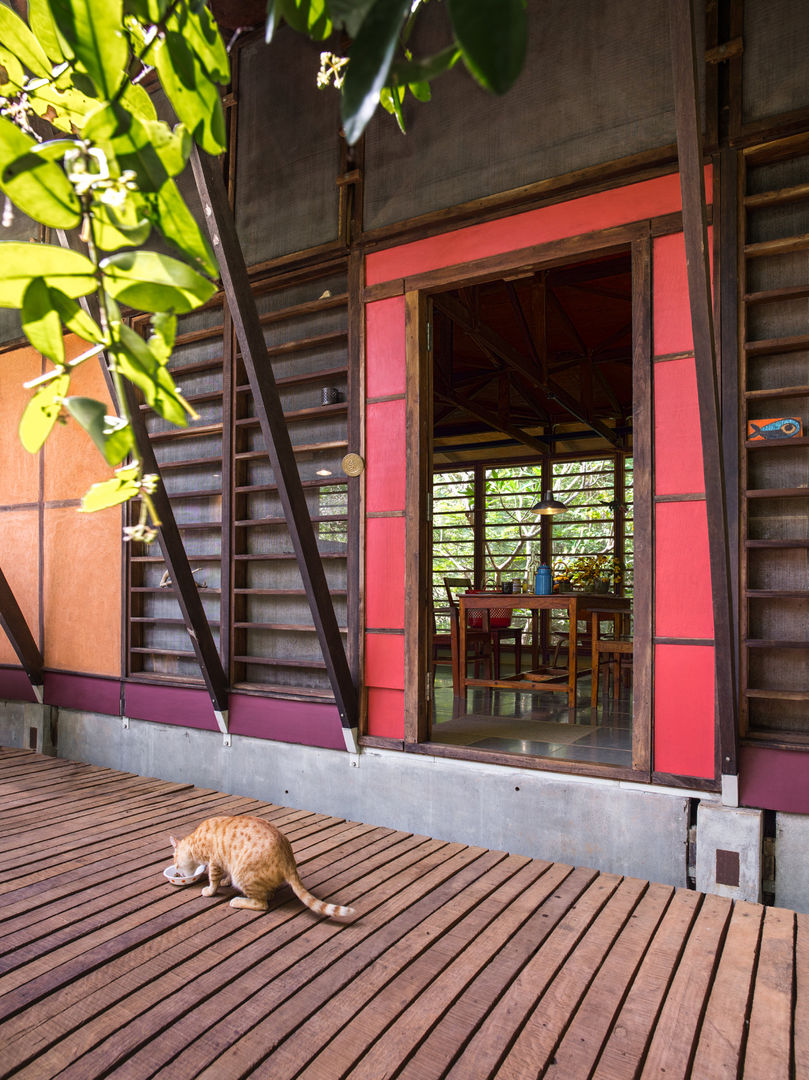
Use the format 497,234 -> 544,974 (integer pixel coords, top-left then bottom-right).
365,516 -> 406,629
366,686 -> 405,738
366,297 -> 407,398
655,501 -> 714,639
366,171 -> 711,285
365,633 -> 405,690
653,229 -> 714,356
654,356 -> 704,496
654,643 -> 715,778
740,746 -> 809,813
366,399 -> 406,512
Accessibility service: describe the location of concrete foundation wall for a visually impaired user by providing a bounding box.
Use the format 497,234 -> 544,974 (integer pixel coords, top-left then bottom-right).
0,703 -> 694,887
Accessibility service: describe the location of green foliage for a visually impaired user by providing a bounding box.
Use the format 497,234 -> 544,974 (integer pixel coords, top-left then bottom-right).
0,0 -> 229,537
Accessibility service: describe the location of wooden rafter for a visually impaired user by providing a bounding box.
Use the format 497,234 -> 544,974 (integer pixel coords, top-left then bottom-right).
434,292 -> 620,448
0,566 -> 43,701
190,145 -> 358,746
434,387 -> 547,455
669,0 -> 738,782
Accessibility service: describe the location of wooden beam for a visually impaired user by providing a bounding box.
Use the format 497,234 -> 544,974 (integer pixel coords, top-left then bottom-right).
434,388 -> 548,455
0,566 -> 44,700
434,293 -> 620,448
55,230 -> 230,731
190,145 -> 358,745
669,0 -> 738,783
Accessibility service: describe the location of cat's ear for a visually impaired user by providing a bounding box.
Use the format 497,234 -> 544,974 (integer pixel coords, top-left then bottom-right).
170,835 -> 177,849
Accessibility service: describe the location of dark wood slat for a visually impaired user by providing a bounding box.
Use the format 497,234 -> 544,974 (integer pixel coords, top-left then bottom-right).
669,0 -> 737,780
746,488 -> 809,499
0,564 -> 44,695
745,283 -> 809,305
744,232 -> 809,258
745,334 -> 809,357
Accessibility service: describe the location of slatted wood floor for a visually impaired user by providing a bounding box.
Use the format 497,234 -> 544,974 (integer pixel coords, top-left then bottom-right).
0,747 -> 805,1079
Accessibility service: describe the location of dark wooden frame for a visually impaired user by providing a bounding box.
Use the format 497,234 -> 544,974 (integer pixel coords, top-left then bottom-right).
401,228 -> 654,781
0,565 -> 44,699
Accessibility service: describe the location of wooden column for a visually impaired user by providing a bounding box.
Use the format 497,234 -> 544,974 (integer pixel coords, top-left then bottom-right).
190,145 -> 358,748
669,0 -> 739,788
0,566 -> 44,701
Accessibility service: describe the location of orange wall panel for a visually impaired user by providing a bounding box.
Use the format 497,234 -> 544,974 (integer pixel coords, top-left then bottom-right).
42,505 -> 121,675
0,509 -> 40,665
1,345 -> 42,506
44,336 -> 115,504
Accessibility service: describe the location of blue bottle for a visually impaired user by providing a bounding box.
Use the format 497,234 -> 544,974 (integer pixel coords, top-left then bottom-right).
534,563 -> 552,595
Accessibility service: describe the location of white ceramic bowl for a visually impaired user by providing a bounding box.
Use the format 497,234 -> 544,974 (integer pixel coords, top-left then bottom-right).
164,864 -> 206,886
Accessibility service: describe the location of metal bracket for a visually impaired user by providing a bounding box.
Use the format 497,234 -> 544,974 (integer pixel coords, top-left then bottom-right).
122,715 -> 130,730
214,709 -> 231,747
721,773 -> 739,807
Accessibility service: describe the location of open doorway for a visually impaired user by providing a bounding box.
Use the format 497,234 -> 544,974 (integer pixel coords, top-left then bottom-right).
426,248 -> 643,771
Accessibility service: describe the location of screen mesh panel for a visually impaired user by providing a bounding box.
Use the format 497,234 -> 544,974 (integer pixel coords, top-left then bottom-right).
742,0 -> 809,124
364,0 -> 696,230
235,29 -> 341,266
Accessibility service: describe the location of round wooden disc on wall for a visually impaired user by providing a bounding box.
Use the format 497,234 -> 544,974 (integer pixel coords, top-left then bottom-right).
341,453 -> 365,476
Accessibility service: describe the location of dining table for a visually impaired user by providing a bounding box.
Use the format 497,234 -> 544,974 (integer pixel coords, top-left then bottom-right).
457,591 -> 630,708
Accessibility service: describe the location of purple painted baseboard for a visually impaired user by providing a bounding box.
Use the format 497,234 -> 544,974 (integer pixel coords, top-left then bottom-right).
740,745 -> 809,814
45,672 -> 121,715
229,694 -> 345,751
0,666 -> 38,704
124,683 -> 219,731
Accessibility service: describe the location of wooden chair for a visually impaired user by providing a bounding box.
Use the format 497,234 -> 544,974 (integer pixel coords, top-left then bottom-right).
443,576 -> 522,680
590,608 -> 633,707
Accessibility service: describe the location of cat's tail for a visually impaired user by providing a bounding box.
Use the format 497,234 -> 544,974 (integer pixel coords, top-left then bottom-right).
288,872 -> 355,920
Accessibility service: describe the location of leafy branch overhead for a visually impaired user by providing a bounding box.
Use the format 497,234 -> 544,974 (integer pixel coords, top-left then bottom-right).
268,0 -> 528,143
0,0 -> 228,538
0,0 -> 528,541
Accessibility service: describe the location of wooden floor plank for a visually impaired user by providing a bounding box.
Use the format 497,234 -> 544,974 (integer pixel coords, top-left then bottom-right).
639,893 -> 733,1080
741,906 -> 795,1080
542,881 -> 675,1080
0,750 -> 801,1080
690,900 -> 763,1080
591,889 -> 702,1080
795,912 -> 809,1080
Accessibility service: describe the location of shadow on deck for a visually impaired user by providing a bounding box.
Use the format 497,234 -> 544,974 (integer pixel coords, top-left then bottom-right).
0,747 -> 806,1079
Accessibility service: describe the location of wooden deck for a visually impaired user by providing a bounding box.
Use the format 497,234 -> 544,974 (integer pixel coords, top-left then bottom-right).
0,747 -> 806,1079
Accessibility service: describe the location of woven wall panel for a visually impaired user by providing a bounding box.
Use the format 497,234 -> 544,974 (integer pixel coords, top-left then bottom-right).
235,29 -> 341,265
364,0 -> 695,230
743,0 -> 809,123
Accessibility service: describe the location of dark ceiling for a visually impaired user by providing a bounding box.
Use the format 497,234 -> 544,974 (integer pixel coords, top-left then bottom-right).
432,250 -> 633,462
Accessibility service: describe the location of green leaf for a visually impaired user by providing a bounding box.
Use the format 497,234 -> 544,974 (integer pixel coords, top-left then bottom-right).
147,311 -> 176,365
48,290 -> 104,343
389,44 -> 461,86
0,119 -> 81,229
120,81 -> 159,123
19,372 -> 71,453
27,72 -> 98,131
446,0 -> 527,95
123,0 -> 170,22
0,4 -> 52,77
326,0 -> 376,37
153,31 -> 226,156
22,279 -> 66,365
80,464 -> 141,512
150,178 -> 218,277
63,395 -> 134,465
100,249 -> 216,314
408,80 -> 431,103
0,46 -> 25,91
48,0 -> 128,98
0,243 -> 96,309
277,0 -> 332,40
109,322 -> 193,426
28,0 -> 71,63
340,0 -> 412,146
92,197 -> 152,252
84,104 -> 184,192
169,4 -> 229,82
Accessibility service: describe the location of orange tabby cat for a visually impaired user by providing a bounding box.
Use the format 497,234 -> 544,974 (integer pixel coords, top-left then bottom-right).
170,815 -> 355,919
